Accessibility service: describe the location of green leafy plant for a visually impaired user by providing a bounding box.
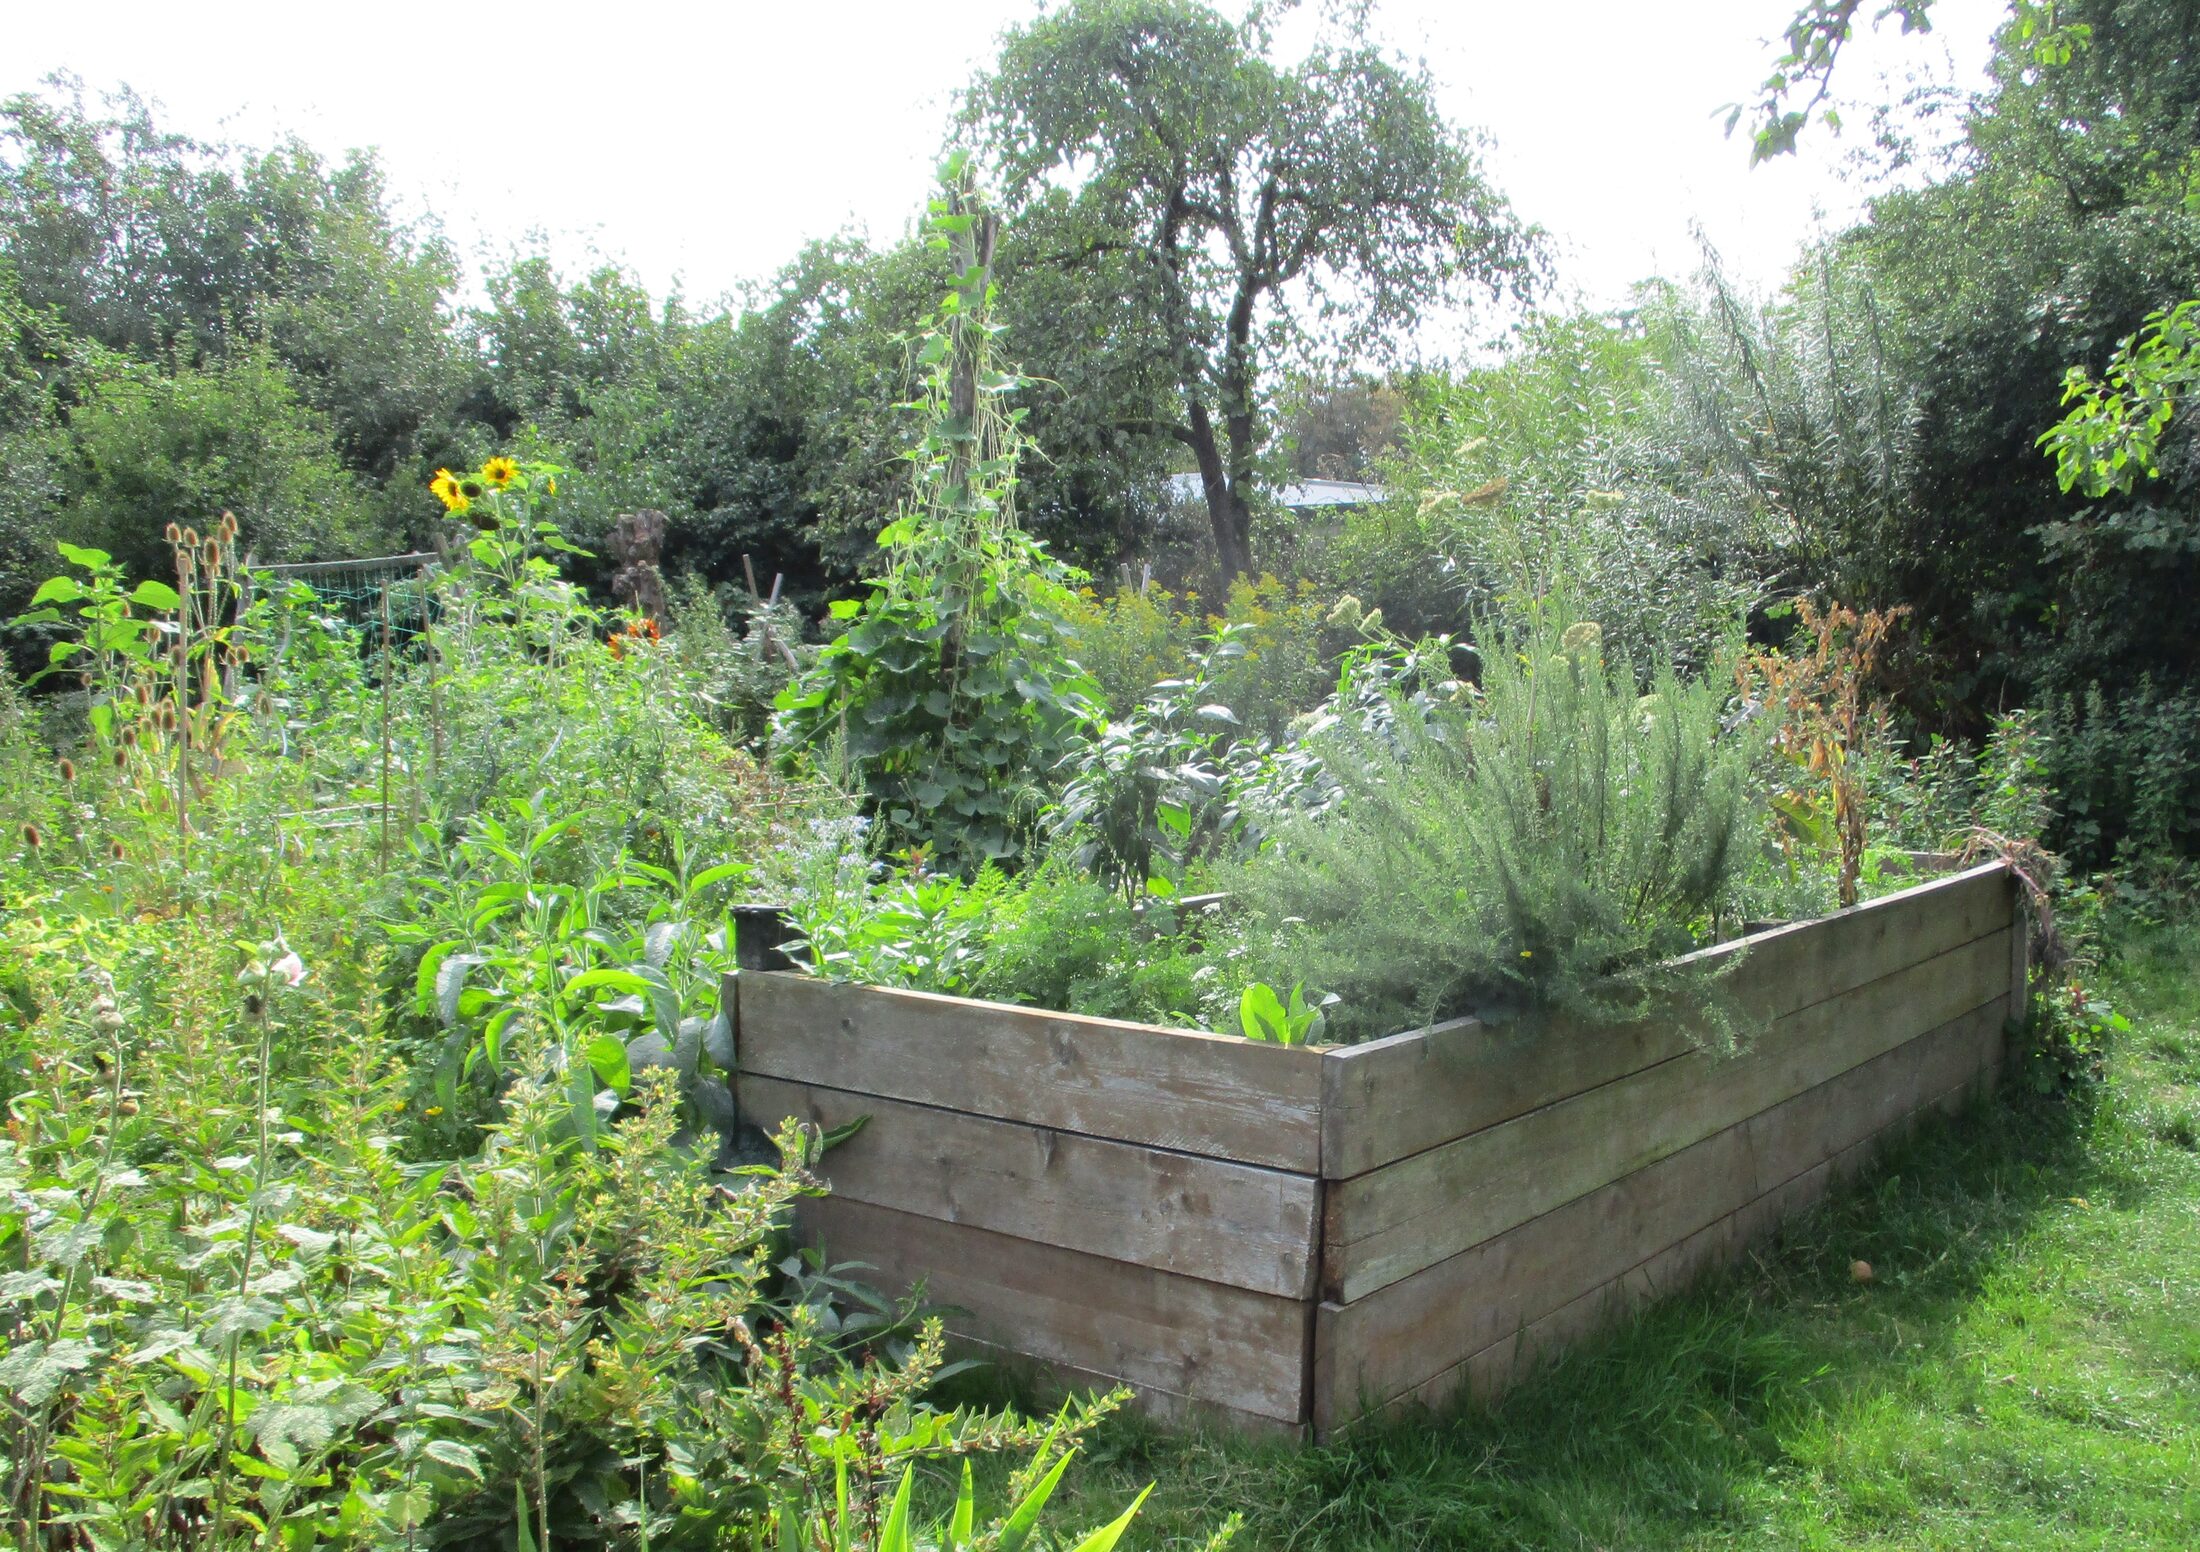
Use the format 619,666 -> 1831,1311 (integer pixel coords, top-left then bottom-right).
1236,981 -> 1333,1046
775,163 -> 1099,869
1219,599 -> 1761,1042
1050,624 -> 1253,899
2040,295 -> 2200,497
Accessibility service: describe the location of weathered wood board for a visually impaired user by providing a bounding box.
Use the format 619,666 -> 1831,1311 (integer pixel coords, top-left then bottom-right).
1321,925 -> 2016,1301
1319,863 -> 2014,1179
1311,995 -> 2009,1429
731,864 -> 2023,1435
798,1195 -> 1313,1426
741,1073 -> 1323,1299
735,972 -> 1325,1173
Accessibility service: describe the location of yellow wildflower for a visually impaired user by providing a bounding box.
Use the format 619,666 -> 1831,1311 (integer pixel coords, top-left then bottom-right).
430,469 -> 465,511
482,456 -> 519,489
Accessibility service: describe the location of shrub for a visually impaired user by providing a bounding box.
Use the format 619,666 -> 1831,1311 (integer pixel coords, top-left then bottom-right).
2041,679 -> 2200,872
1218,599 -> 1762,1042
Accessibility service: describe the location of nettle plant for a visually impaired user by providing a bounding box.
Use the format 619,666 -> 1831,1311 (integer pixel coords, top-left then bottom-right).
775,164 -> 1099,869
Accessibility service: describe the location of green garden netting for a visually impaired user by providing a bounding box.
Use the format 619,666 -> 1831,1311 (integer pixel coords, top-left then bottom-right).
256,552 -> 438,642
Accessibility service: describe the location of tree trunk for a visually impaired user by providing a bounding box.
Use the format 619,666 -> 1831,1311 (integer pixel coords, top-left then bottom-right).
1186,400 -> 1253,578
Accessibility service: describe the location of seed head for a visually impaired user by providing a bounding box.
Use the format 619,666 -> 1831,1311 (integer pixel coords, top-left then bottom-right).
20,824 -> 42,851
56,758 -> 76,783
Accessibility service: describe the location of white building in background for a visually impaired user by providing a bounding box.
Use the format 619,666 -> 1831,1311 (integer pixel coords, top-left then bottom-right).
1163,473 -> 1387,515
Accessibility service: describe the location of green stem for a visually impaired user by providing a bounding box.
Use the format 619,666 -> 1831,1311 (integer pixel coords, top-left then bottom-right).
210,990 -> 275,1546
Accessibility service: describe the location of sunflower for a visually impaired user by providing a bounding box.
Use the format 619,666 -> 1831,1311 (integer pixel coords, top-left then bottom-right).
430,469 -> 465,511
544,476 -> 557,495
459,476 -> 486,502
482,456 -> 520,489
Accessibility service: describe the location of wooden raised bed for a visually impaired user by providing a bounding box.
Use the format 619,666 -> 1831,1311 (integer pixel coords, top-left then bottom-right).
727,862 -> 2026,1436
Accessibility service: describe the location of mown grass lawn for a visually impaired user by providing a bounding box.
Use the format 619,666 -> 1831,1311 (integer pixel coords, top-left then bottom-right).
1030,914 -> 2200,1550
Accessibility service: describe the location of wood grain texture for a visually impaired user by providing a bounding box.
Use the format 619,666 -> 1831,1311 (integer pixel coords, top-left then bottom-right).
799,1195 -> 1312,1424
741,1074 -> 1322,1299
1312,997 -> 2007,1429
948,1333 -> 1305,1439
734,973 -> 1325,1172
1321,927 -> 2014,1301
1319,863 -> 2013,1179
1372,1055 -> 1999,1424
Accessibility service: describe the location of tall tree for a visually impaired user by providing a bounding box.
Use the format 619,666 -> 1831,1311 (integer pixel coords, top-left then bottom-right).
967,0 -> 1540,577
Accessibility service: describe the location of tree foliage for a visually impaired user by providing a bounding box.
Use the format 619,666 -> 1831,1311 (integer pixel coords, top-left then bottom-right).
968,0 -> 1542,577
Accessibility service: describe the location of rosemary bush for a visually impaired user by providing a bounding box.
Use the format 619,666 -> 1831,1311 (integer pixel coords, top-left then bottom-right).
1221,600 -> 1761,1042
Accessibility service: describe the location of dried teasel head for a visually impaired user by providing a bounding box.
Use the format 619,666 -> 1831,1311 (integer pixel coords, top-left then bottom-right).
202,538 -> 222,568
109,840 -> 125,861
56,757 -> 76,783
155,702 -> 178,733
121,725 -> 140,747
20,824 -> 41,851
112,748 -> 129,770
181,526 -> 200,550
165,522 -> 183,545
219,510 -> 238,541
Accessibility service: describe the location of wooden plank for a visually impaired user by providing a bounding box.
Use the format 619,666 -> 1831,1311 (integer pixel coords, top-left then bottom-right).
1320,863 -> 2014,1179
1312,996 -> 2007,1429
1321,928 -> 2013,1300
734,973 -> 1325,1173
741,1074 -> 1322,1299
948,1333 -> 1305,1439
1376,1050 -> 2002,1424
798,1195 -> 1311,1425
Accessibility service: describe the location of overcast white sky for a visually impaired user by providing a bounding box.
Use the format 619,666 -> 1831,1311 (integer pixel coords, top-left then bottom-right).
5,0 -> 2008,338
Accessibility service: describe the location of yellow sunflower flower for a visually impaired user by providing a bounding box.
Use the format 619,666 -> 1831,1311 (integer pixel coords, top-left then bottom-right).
430,469 -> 464,511
482,456 -> 519,489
